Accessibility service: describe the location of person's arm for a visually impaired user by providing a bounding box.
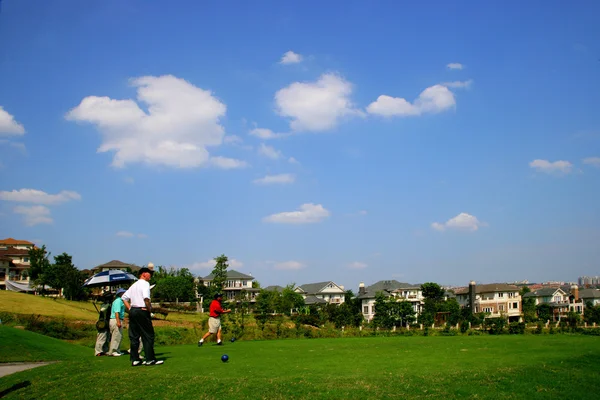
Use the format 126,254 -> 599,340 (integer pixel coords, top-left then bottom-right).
122,297 -> 131,311
115,311 -> 122,328
144,297 -> 152,314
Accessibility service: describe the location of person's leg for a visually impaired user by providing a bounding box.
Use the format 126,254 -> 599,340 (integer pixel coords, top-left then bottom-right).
95,330 -> 108,355
217,326 -> 222,343
138,310 -> 156,361
128,309 -> 142,362
108,320 -> 122,355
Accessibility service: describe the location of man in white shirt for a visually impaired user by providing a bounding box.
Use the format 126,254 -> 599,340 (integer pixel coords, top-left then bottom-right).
122,267 -> 164,366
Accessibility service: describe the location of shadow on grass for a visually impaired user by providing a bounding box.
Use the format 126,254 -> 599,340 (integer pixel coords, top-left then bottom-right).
0,381 -> 31,397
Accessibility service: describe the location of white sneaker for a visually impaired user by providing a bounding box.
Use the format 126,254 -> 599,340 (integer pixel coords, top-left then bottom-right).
110,352 -> 122,357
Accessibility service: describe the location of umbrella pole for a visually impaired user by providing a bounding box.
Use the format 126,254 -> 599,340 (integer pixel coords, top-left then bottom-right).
92,301 -> 99,313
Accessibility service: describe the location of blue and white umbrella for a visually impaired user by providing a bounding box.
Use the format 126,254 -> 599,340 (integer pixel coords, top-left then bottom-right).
82,269 -> 138,288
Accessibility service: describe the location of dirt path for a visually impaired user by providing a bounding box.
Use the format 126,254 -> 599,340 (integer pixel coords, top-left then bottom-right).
0,362 -> 55,378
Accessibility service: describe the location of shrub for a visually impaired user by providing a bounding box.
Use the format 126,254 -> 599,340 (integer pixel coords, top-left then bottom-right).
508,322 -> 525,334
460,321 -> 469,333
485,318 -> 507,335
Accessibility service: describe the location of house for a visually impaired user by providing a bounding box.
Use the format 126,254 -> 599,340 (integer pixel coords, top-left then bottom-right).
356,280 -> 421,322
295,281 -> 346,305
523,287 -> 571,321
0,238 -> 35,250
579,288 -> 600,307
0,246 -> 33,291
455,281 -> 522,322
91,260 -> 139,274
199,269 -> 259,302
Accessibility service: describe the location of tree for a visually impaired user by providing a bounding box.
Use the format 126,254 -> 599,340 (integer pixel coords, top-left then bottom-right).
210,254 -> 229,293
420,282 -> 446,327
536,303 -> 553,323
397,300 -> 417,327
28,245 -> 51,289
522,297 -> 537,323
421,282 -> 445,302
280,284 -> 304,315
442,298 -> 462,325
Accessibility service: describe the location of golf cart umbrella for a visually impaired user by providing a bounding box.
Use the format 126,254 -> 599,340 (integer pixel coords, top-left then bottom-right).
82,269 -> 138,288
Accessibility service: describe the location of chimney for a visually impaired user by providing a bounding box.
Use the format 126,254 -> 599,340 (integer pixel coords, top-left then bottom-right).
358,282 -> 366,295
571,284 -> 579,302
469,280 -> 476,313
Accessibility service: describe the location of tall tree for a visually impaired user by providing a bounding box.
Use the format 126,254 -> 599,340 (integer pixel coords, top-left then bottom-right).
28,245 -> 51,289
210,254 -> 229,293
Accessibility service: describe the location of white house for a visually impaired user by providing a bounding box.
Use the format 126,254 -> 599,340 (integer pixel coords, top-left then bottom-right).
295,281 -> 346,305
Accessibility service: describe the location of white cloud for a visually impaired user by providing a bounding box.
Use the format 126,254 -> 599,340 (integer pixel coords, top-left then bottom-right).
253,173 -> 295,185
275,73 -> 362,132
210,156 -> 248,169
280,51 -> 303,65
190,258 -> 244,270
14,205 -> 53,226
0,189 -> 81,205
366,85 -> 456,117
249,128 -> 288,140
66,75 -> 227,169
1,188 -> 81,226
348,261 -> 367,269
288,157 -> 299,164
0,107 -> 25,136
583,157 -> 600,167
258,143 -> 282,160
137,233 -> 148,238
116,231 -> 134,238
432,212 -> 485,232
223,135 -> 243,144
274,260 -> 304,270
263,203 -> 330,224
447,63 -> 464,70
442,80 -> 473,89
529,159 -> 573,175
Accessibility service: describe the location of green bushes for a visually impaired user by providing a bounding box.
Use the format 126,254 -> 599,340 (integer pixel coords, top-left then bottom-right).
508,322 -> 525,334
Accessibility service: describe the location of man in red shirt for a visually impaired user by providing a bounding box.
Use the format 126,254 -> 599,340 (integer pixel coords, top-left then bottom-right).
198,293 -> 231,346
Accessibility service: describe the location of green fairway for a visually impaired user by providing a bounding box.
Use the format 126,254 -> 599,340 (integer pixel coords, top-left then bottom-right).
1,326 -> 599,399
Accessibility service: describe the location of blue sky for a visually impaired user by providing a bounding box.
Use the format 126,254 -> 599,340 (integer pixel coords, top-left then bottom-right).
1,0 -> 599,290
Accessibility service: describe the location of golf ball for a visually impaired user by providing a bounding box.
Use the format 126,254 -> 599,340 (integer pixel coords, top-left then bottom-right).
221,354 -> 229,362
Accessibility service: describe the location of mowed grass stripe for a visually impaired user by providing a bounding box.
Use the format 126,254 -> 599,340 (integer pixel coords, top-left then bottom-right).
1,328 -> 599,399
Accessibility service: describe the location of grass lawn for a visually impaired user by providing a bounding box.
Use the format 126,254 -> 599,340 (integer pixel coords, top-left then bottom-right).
1,326 -> 599,399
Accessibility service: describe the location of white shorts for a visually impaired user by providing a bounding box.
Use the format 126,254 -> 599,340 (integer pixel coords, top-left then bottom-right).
208,317 -> 221,333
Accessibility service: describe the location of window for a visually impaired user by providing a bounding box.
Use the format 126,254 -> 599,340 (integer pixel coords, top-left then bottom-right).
513,302 -> 518,309
508,292 -> 514,298
484,307 -> 492,313
499,305 -> 504,311
363,306 -> 369,314
23,257 -> 29,262
498,292 -> 504,298
554,295 -> 561,303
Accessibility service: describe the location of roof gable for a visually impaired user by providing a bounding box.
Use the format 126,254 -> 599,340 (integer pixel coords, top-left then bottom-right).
297,281 -> 344,294
525,287 -> 566,298
202,269 -> 254,280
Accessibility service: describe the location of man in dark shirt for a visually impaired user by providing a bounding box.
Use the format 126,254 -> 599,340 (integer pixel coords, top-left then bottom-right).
198,293 -> 231,346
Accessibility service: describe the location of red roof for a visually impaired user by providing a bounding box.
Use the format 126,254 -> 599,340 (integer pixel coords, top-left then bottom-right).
0,238 -> 35,246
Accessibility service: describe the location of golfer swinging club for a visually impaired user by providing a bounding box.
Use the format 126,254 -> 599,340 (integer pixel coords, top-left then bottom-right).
198,293 -> 231,346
